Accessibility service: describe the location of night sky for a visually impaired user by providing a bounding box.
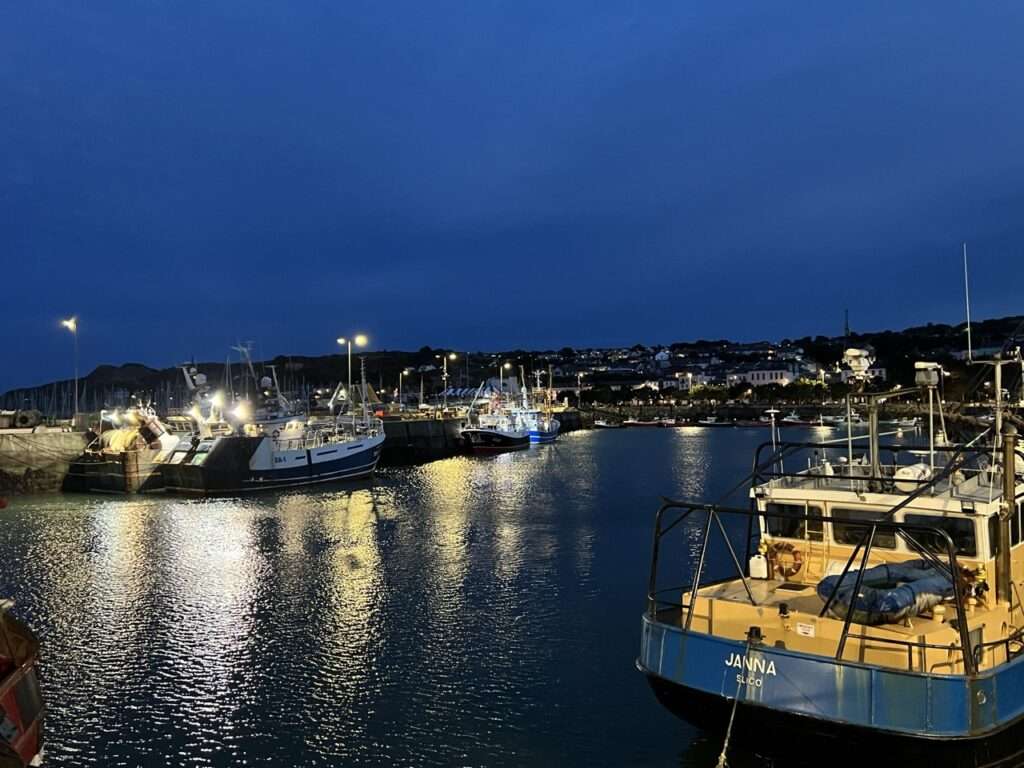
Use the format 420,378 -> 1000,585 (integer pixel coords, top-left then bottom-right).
4,1 -> 1024,390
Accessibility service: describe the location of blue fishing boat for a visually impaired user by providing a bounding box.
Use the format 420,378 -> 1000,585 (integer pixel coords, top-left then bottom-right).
639,356 -> 1024,766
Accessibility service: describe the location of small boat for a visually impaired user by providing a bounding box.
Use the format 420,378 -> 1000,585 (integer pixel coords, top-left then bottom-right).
696,416 -> 732,427
623,418 -> 662,427
0,599 -> 44,767
593,419 -> 623,429
657,417 -> 679,428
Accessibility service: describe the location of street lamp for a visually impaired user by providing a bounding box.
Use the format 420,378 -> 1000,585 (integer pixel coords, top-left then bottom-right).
398,368 -> 411,411
498,361 -> 512,400
437,352 -> 457,410
337,334 -> 368,408
61,317 -> 78,419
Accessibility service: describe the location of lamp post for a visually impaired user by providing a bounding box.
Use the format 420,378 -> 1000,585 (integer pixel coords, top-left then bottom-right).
337,334 -> 368,409
61,317 -> 78,419
398,368 -> 411,411
498,361 -> 511,401
437,353 -> 457,411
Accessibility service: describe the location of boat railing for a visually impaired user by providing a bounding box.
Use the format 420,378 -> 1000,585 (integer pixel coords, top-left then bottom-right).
648,499 -> 979,674
751,439 -> 1013,496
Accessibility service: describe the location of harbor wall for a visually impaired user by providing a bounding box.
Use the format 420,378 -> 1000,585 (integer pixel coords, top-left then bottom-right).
0,430 -> 88,495
380,416 -> 467,465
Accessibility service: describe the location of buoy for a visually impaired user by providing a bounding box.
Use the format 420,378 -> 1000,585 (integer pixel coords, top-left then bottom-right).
0,498 -> 8,510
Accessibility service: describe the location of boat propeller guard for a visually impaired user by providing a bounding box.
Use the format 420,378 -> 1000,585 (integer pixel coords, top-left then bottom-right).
816,559 -> 954,625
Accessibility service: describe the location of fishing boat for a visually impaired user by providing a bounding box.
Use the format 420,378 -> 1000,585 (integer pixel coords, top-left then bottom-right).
160,361 -> 384,493
593,419 -> 623,429
0,600 -> 44,767
461,384 -> 530,452
623,418 -> 661,427
697,416 -> 732,427
64,406 -> 181,493
460,411 -> 530,452
638,355 -> 1024,765
519,410 -> 560,443
513,372 -> 561,443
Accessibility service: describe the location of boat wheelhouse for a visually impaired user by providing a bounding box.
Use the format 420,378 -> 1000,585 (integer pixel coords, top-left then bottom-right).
639,359 -> 1024,765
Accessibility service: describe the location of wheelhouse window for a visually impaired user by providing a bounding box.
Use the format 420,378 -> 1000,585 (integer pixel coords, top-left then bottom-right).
765,503 -> 822,541
831,507 -> 897,549
904,514 -> 977,557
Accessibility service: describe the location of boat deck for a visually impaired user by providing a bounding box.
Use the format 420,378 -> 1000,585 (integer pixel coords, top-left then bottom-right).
697,578 -> 952,639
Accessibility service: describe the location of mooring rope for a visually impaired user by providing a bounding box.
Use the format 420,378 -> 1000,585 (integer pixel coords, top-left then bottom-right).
716,635 -> 753,768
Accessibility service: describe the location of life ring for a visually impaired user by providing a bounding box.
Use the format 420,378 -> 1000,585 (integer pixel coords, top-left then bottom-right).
271,429 -> 280,439
769,542 -> 804,579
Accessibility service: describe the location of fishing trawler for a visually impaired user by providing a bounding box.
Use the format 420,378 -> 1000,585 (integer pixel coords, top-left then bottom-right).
511,373 -> 561,444
160,360 -> 384,493
64,405 -> 181,493
0,600 -> 44,766
460,383 -> 530,452
638,352 -> 1024,766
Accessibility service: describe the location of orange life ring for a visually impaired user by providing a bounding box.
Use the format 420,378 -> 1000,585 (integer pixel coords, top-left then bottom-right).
770,542 -> 804,579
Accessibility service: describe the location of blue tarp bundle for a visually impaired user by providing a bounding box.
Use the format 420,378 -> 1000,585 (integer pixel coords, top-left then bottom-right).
816,559 -> 954,625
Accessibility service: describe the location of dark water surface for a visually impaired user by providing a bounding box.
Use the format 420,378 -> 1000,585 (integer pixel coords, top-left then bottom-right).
1,427 -> 811,767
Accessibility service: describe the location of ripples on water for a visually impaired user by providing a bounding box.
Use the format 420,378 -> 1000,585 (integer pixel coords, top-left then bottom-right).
0,428 -> 810,766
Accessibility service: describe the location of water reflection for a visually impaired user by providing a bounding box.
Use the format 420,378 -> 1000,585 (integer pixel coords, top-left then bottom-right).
0,427 -> 799,766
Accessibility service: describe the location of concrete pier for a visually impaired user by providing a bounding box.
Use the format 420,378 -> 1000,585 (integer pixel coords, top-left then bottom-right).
380,416 -> 467,465
0,430 -> 88,494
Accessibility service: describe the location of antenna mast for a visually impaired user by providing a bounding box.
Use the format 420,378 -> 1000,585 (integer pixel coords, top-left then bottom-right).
964,242 -> 973,363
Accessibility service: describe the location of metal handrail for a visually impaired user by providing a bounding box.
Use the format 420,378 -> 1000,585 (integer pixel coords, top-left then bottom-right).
648,499 -> 978,675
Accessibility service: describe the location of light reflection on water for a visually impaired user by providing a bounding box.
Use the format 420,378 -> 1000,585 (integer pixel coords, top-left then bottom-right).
0,427 -> 822,766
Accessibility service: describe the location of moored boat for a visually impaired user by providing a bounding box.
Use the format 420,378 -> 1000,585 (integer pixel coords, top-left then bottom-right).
593,419 -> 623,429
623,418 -> 661,427
639,356 -> 1024,765
0,600 -> 44,767
460,412 -> 530,452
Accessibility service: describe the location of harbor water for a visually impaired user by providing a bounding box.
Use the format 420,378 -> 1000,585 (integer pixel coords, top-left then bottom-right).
0,427 -> 829,767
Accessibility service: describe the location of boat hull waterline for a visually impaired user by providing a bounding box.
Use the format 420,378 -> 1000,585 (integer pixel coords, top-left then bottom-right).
638,614 -> 1024,764
460,427 -> 530,452
162,433 -> 384,494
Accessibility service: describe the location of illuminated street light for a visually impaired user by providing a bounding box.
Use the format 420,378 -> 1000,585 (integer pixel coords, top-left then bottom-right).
337,334 -> 369,407
61,316 -> 79,419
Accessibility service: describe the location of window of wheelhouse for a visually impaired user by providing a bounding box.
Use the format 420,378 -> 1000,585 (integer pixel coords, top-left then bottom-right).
831,507 -> 897,549
765,502 -> 823,541
903,514 -> 977,557
1010,502 -> 1023,548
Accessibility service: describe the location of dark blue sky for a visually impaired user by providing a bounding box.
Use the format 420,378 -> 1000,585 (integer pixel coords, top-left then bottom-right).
4,1 -> 1024,390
